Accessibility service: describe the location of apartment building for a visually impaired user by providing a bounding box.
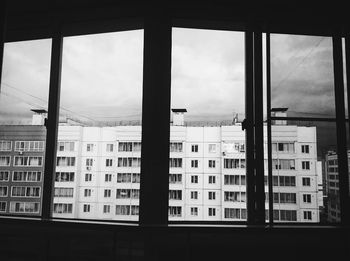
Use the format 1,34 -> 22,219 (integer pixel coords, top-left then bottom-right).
0,111 -> 323,222
0,124 -> 46,215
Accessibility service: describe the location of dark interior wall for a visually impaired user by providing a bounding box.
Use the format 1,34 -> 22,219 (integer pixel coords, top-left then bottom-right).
0,219 -> 349,261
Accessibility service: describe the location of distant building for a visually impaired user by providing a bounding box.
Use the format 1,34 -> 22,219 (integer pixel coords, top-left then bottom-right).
0,110 -> 323,222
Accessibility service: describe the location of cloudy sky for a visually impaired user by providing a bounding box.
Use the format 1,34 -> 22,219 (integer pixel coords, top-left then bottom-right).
0,28 -> 339,125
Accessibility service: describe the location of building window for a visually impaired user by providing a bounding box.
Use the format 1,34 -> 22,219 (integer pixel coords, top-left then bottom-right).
104,189 -> 111,198
191,144 -> 198,152
208,160 -> 216,168
85,173 -> 92,182
301,145 -> 310,154
55,172 -> 74,182
272,159 -> 295,170
303,194 -> 312,203
10,202 -> 40,213
169,158 -> 182,168
302,177 -> 311,186
11,186 -> 40,197
0,156 -> 10,166
0,171 -> 9,181
84,189 -> 91,197
170,142 -> 183,152
224,159 -> 240,169
190,207 -> 198,216
132,173 -> 140,183
169,190 -> 182,200
86,158 -> 93,167
191,175 -> 198,184
208,208 -> 216,216
131,205 -> 139,215
117,157 -> 141,167
118,142 -> 141,152
208,144 -> 216,153
105,174 -> 112,182
303,211 -> 312,220
54,188 -> 74,197
106,159 -> 113,167
224,208 -> 241,219
191,160 -> 198,168
116,189 -> 139,199
208,191 -> 216,200
0,141 -> 12,151
0,187 -> 8,197
191,191 -> 198,199
57,157 -> 75,167
208,175 -> 216,184
103,205 -> 110,214
14,156 -> 43,167
86,144 -> 94,152
116,205 -> 130,215
15,141 -> 45,152
169,174 -> 182,184
117,173 -> 131,183
106,144 -> 114,152
278,176 -> 296,187
57,141 -> 75,152
0,202 -> 6,212
302,161 -> 310,170
273,193 -> 297,204
83,204 -> 90,213
168,206 -> 181,217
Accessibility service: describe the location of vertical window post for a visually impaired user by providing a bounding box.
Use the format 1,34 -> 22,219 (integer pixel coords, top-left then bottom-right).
41,22 -> 63,219
139,12 -> 171,225
333,33 -> 350,225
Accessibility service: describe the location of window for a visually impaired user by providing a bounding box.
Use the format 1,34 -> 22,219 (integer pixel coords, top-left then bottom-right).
0,202 -> 6,212
54,188 -> 74,197
105,174 -> 112,182
302,177 -> 311,187
116,189 -> 139,199
117,157 -> 141,167
208,144 -> 216,153
304,211 -> 312,220
132,173 -> 140,183
191,191 -> 198,199
84,189 -> 91,197
103,205 -> 111,214
57,157 -> 75,167
273,193 -> 297,204
303,194 -> 312,203
191,160 -> 198,168
86,144 -> 94,152
55,172 -> 74,182
278,176 -> 296,186
208,160 -> 216,168
191,144 -> 198,152
116,205 -> 130,215
0,187 -> 8,197
117,173 -> 131,183
118,142 -> 142,152
83,204 -> 90,213
190,207 -> 198,216
169,158 -> 182,168
131,205 -> 139,215
224,159 -> 240,169
272,159 -> 295,170
169,174 -> 182,184
85,173 -> 92,182
57,141 -> 75,152
104,189 -> 111,198
302,161 -> 310,170
0,171 -> 9,181
208,191 -> 216,200
14,156 -> 43,167
191,175 -> 198,184
10,202 -> 40,213
301,145 -> 310,154
15,141 -> 45,152
0,141 -> 12,151
208,208 -> 216,216
208,175 -> 216,184
106,144 -> 114,152
168,206 -> 181,217
169,190 -> 182,200
86,158 -> 93,167
106,159 -> 113,167
224,208 -> 241,219
170,142 -> 183,152
11,186 -> 40,197
0,156 -> 10,166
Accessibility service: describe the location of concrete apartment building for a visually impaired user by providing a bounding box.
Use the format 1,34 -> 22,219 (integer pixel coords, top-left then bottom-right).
0,111 -> 323,222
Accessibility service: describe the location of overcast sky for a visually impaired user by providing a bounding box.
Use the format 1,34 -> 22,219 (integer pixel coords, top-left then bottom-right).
0,29 -> 337,125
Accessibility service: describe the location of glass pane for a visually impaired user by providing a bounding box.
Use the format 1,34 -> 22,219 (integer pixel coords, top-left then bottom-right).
266,119 -> 337,223
0,39 -> 51,216
169,28 -> 245,221
271,34 -> 335,118
52,30 -> 143,220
